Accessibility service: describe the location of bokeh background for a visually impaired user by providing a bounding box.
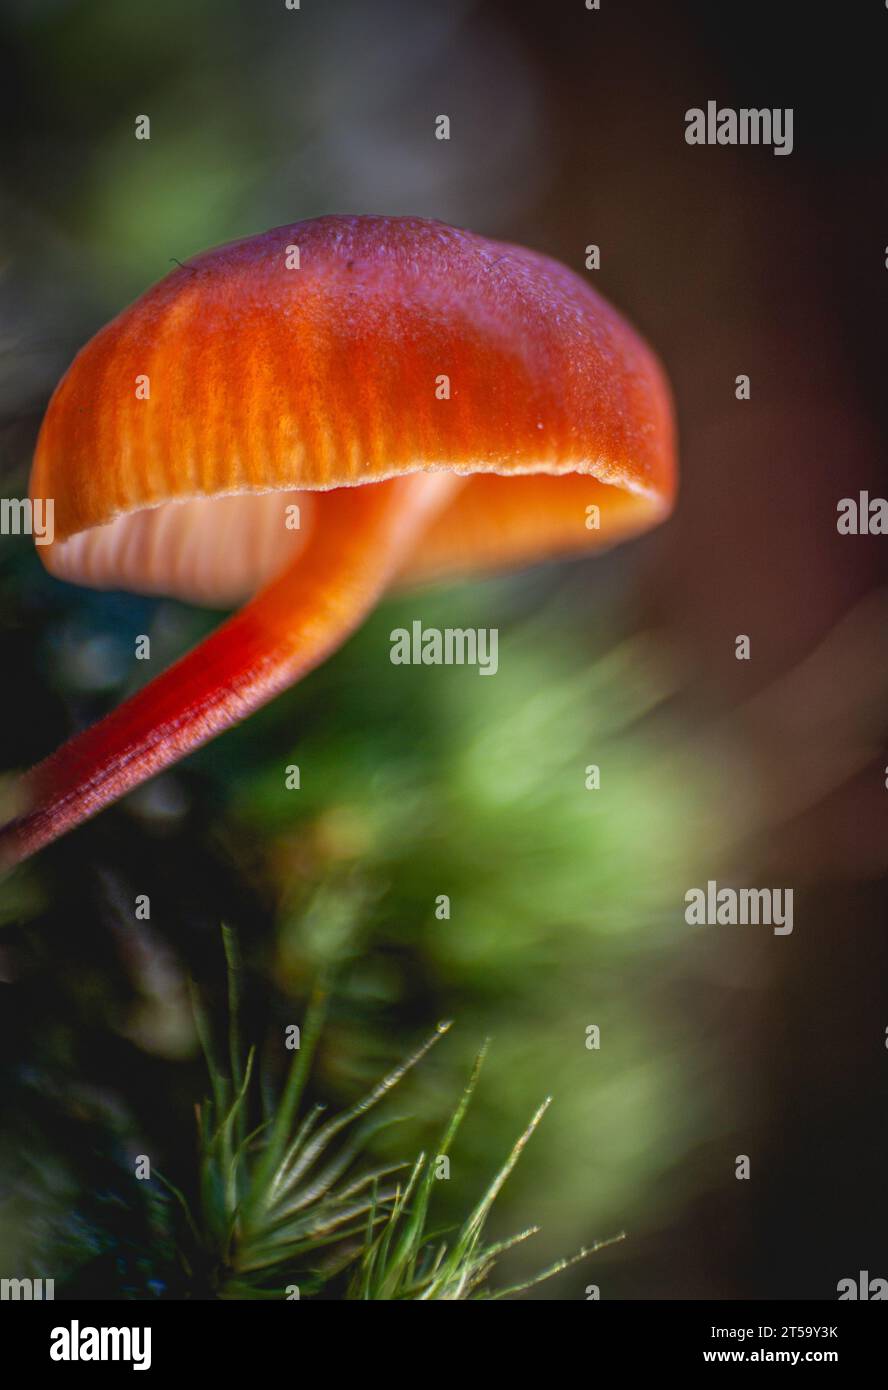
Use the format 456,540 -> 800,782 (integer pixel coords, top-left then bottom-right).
1,0 -> 887,1299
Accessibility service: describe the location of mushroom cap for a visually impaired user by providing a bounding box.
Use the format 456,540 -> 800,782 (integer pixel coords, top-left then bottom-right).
31,215 -> 676,604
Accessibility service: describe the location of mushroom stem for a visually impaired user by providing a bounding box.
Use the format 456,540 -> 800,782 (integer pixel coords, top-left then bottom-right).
0,474 -> 456,868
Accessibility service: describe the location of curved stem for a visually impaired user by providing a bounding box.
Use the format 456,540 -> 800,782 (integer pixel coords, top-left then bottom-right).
0,475 -> 455,869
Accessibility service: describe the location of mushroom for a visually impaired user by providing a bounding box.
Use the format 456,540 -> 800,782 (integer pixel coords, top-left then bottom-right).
0,216 -> 676,866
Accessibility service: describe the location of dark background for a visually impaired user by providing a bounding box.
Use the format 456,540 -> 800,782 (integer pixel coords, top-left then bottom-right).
1,0 -> 887,1299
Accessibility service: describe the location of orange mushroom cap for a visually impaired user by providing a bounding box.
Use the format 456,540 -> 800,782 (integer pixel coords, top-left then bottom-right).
4,215 -> 676,867
33,215 -> 675,603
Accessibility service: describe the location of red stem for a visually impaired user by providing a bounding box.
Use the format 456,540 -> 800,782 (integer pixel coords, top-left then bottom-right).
0,476 -> 453,869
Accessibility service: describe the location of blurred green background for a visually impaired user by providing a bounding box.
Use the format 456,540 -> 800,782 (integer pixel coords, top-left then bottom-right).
1,0 -> 887,1299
